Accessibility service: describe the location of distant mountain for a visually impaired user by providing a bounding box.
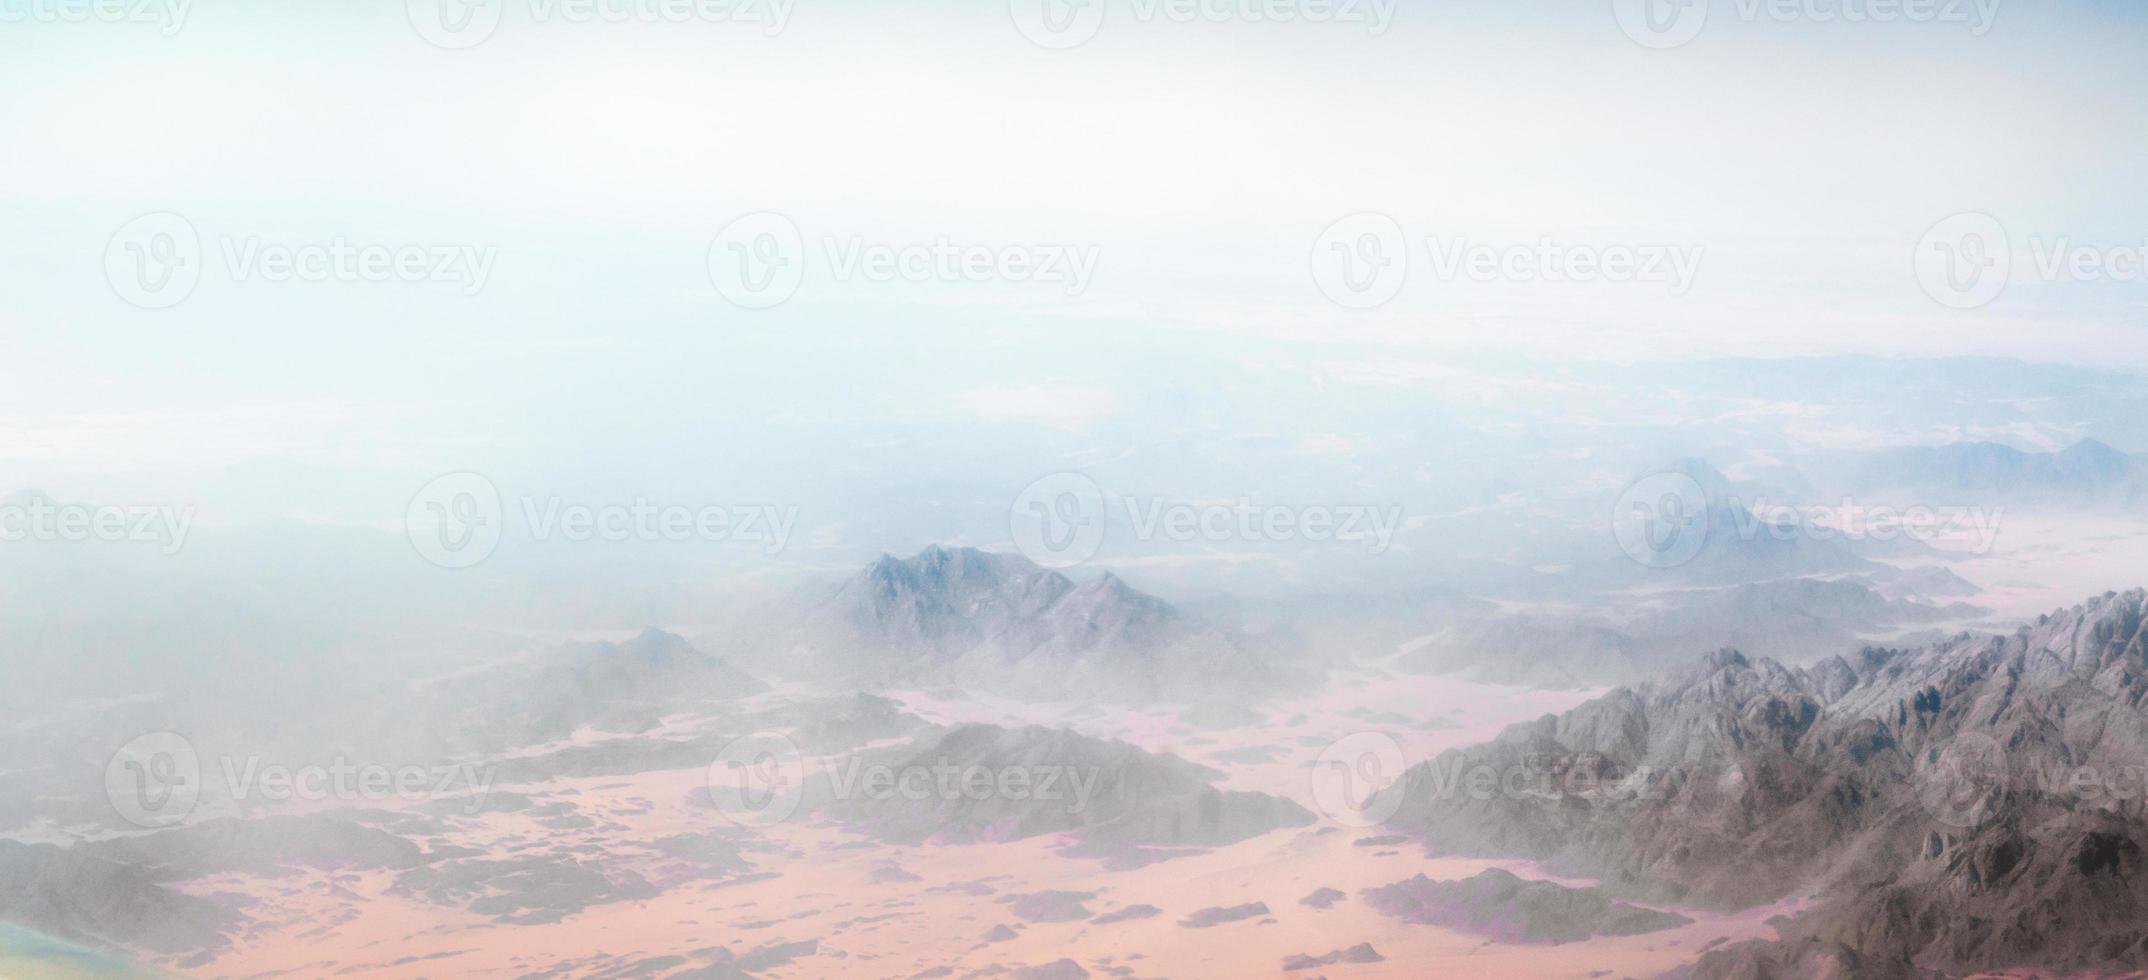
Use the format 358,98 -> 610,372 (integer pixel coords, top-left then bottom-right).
1810,438 -> 2148,507
489,692 -> 933,786
1856,563 -> 1981,601
737,546 -> 1304,703
1182,588 -> 1493,668
0,840 -> 230,954
0,811 -> 452,956
425,629 -> 768,750
1376,589 -> 2148,976
1401,576 -> 1986,686
545,628 -> 767,708
834,546 -> 1074,655
1361,868 -> 1691,944
820,722 -> 1314,864
1597,459 -> 1911,591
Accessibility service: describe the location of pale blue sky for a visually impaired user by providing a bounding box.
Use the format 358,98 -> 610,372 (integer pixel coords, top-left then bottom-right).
2,0 -> 2145,585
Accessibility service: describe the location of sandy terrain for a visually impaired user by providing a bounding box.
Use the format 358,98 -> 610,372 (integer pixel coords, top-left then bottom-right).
159,671 -> 1805,979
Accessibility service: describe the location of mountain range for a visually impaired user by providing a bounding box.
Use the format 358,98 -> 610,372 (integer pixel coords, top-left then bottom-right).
1375,588 -> 2148,976
726,546 -> 1304,703
1806,438 -> 2148,508
819,722 -> 1315,865
1402,576 -> 1987,686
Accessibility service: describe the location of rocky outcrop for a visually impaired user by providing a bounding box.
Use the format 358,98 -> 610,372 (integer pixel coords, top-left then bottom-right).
1381,590 -> 2148,975
1361,869 -> 1689,944
823,723 -> 1313,854
745,546 -> 1304,702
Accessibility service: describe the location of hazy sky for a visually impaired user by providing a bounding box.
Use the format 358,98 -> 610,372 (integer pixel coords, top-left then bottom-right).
3,0 -> 2145,551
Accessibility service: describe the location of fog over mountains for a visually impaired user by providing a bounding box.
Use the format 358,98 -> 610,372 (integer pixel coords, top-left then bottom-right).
724,545 -> 1305,702
9,502 -> 2146,974
12,0 -> 2148,969
8,540 -> 2148,976
3,355 -> 2147,976
1807,439 -> 2148,509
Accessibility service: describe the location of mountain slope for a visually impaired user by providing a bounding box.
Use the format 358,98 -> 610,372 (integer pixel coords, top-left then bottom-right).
1376,589 -> 2148,976
821,723 -> 1315,862
1811,438 -> 2148,507
423,629 -> 768,751
1402,576 -> 1985,686
746,546 -> 1304,702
